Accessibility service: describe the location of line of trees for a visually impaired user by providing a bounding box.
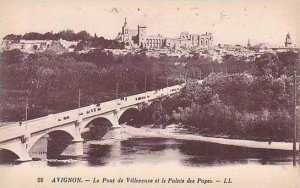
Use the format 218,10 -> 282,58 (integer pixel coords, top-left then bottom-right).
3,30 -> 125,49
4,30 -> 91,41
129,52 -> 299,141
0,48 -> 298,141
134,73 -> 299,141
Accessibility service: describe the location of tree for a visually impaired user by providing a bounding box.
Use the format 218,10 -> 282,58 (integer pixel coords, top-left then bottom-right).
75,31 -> 91,41
57,30 -> 76,41
1,49 -> 23,65
3,34 -> 22,41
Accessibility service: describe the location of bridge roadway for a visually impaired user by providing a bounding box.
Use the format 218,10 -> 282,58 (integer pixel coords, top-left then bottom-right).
0,83 -> 188,161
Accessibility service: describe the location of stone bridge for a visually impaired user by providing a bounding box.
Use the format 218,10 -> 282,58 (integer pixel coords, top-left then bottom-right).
0,84 -> 185,162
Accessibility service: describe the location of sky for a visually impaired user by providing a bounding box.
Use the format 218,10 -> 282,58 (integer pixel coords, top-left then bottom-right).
0,0 -> 300,47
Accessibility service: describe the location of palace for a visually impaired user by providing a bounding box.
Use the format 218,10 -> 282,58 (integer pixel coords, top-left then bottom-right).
116,18 -> 213,49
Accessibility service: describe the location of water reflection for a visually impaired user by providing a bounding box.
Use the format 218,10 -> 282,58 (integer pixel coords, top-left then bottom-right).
120,138 -> 176,165
178,140 -> 293,166
0,137 -> 294,167
85,144 -> 112,166
81,137 -> 294,167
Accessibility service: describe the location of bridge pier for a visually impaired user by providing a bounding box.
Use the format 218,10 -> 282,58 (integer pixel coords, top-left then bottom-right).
70,138 -> 84,156
16,134 -> 32,162
60,119 -> 84,157
112,110 -> 121,128
71,119 -> 84,156
145,92 -> 150,104
16,151 -> 32,162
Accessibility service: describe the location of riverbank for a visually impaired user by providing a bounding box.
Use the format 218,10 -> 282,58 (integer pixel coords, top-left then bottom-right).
120,125 -> 299,151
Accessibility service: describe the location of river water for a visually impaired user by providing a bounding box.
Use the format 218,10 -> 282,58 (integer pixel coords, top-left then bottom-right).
84,137 -> 295,166
0,130 -> 299,188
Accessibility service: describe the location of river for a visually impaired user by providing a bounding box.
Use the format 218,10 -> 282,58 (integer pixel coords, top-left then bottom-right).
0,126 -> 299,188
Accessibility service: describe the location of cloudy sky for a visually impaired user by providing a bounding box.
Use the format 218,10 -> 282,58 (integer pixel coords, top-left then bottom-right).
1,0 -> 299,47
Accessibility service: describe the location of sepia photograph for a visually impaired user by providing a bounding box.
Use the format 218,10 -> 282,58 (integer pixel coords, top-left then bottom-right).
0,0 -> 299,187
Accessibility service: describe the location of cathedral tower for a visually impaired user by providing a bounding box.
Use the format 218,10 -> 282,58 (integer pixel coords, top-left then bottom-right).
121,18 -> 130,42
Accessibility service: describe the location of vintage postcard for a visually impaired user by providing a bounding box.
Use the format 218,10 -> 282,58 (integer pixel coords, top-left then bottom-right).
0,0 -> 299,187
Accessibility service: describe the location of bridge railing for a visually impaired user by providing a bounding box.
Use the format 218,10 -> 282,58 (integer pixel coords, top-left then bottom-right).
0,82 -> 192,141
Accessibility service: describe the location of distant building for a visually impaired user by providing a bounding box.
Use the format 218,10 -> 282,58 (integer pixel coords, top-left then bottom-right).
247,38 -> 251,48
1,39 -> 52,53
19,40 -> 52,52
285,32 -> 292,48
58,39 -> 78,49
1,38 -> 78,54
118,18 -> 138,46
165,32 -> 213,49
116,18 -> 213,49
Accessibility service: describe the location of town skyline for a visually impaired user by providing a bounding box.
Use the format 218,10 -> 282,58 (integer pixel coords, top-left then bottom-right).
1,0 -> 300,47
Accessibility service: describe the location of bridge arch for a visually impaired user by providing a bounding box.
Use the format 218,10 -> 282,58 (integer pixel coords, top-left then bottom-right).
118,107 -> 140,125
83,116 -> 115,128
0,148 -> 20,162
81,116 -> 114,140
28,128 -> 76,152
29,130 -> 76,159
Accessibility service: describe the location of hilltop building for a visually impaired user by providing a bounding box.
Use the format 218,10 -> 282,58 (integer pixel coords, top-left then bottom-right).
116,18 -> 213,49
1,39 -> 78,53
247,38 -> 251,48
165,32 -> 213,49
285,32 -> 292,48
